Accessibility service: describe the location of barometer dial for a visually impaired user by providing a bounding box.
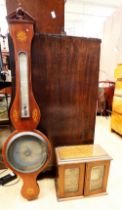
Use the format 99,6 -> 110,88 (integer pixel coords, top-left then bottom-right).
6,132 -> 48,173
3,129 -> 52,200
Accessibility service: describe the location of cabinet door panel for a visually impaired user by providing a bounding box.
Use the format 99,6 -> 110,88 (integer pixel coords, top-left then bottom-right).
84,160 -> 110,196
56,163 -> 85,199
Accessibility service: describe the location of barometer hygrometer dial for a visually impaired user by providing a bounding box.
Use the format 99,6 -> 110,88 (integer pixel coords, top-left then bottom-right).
6,132 -> 48,173
2,7 -> 52,200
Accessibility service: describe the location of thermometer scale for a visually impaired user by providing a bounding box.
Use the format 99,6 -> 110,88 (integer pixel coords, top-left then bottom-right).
19,52 -> 30,118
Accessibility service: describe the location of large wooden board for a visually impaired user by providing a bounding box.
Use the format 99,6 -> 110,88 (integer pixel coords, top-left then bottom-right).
31,34 -> 101,147
6,0 -> 65,33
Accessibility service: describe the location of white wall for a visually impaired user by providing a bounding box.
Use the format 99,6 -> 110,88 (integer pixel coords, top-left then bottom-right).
65,1 -> 116,38
100,6 -> 122,81
0,0 -> 8,50
65,1 -> 121,81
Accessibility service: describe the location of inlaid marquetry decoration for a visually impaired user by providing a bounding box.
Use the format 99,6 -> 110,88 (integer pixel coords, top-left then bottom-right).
13,109 -> 19,122
26,187 -> 35,195
55,144 -> 112,200
32,109 -> 39,123
16,31 -> 27,42
2,7 -> 52,201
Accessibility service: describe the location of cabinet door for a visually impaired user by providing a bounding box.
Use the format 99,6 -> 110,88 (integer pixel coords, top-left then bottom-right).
56,163 -> 85,199
84,160 -> 110,196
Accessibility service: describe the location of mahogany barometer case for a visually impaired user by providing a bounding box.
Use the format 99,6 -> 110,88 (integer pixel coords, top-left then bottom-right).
2,7 -> 52,200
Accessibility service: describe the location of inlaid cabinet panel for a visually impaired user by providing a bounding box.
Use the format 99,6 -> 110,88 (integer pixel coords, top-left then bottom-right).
56,163 -> 85,199
84,160 -> 111,196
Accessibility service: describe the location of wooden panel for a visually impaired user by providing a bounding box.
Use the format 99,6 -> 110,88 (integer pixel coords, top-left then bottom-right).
111,79 -> 122,135
31,34 -> 101,147
84,160 -> 110,196
6,0 -> 65,34
55,145 -> 109,162
112,80 -> 122,114
111,112 -> 122,135
56,163 -> 85,199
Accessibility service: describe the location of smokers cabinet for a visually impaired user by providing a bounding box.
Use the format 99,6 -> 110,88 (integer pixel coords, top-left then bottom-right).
55,144 -> 111,200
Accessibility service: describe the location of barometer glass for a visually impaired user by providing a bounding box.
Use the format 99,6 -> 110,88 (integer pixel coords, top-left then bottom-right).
6,132 -> 48,173
19,52 -> 30,118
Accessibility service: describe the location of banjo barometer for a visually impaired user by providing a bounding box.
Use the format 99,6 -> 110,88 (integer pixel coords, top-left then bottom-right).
2,7 -> 52,200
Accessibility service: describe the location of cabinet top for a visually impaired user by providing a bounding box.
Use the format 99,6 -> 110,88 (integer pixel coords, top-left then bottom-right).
55,144 -> 112,164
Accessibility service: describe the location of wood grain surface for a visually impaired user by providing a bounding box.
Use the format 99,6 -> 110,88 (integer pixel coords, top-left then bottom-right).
55,144 -> 108,161
31,34 -> 101,147
6,0 -> 65,33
